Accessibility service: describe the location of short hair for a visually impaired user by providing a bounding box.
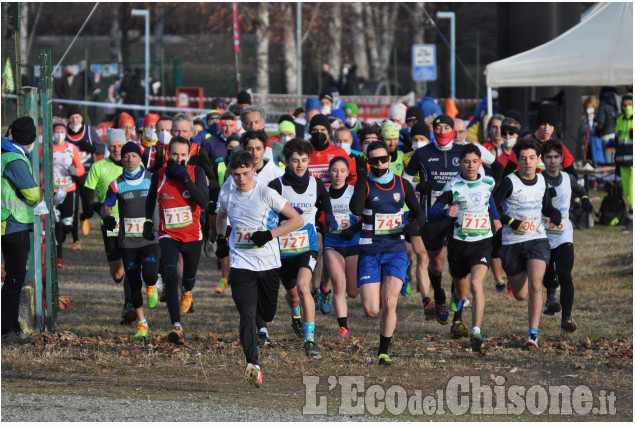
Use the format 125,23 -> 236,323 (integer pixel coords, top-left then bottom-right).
366,140 -> 389,157
229,103 -> 243,116
282,138 -> 314,162
240,105 -> 266,124
169,135 -> 191,152
513,138 -> 541,158
329,155 -> 350,170
333,126 -> 352,141
229,150 -> 255,170
158,115 -> 172,124
357,123 -> 383,143
501,117 -> 520,129
172,112 -> 193,129
240,129 -> 268,148
193,118 -> 205,128
487,114 -> 505,132
459,143 -> 481,160
541,139 -> 564,157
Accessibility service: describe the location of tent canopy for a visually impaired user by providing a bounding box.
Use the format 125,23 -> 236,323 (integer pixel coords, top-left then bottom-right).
486,2 -> 633,88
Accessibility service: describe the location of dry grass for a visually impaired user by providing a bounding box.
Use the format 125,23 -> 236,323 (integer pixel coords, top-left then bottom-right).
2,192 -> 633,420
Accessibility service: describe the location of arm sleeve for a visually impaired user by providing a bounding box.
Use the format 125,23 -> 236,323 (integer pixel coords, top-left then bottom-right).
267,178 -> 283,195
477,143 -> 496,165
349,181 -> 368,216
541,184 -> 557,216
404,150 -> 420,177
403,179 -> 425,221
489,159 -> 504,184
145,172 -> 159,220
569,173 -> 589,198
315,178 -> 333,215
3,160 -> 40,207
72,145 -> 86,177
488,193 -> 501,220
103,181 -> 118,208
185,166 -> 209,209
426,190 -> 453,222
84,165 -> 98,190
502,158 -> 517,177
492,177 -> 514,224
89,127 -> 105,155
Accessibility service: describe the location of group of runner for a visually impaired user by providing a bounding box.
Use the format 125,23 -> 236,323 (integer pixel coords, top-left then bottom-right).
50,97 -> 591,388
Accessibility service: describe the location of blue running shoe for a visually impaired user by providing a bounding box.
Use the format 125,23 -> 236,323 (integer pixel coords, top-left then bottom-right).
470,330 -> 484,352
435,302 -> 449,325
312,289 -> 321,309
450,293 -> 463,312
320,291 -> 332,314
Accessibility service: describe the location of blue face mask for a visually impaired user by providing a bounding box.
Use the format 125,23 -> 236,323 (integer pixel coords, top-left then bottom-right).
369,167 -> 394,184
123,165 -> 143,180
337,143 -> 351,155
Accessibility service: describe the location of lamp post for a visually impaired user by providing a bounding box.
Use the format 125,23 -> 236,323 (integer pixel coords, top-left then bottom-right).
131,8 -> 150,115
437,11 -> 455,99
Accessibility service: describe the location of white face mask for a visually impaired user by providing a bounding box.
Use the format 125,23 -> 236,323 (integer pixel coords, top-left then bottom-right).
26,143 -> 34,153
586,107 -> 595,116
320,105 -> 331,116
412,141 -> 428,150
280,136 -> 291,145
69,124 -> 82,132
337,143 -> 351,155
144,128 -> 157,141
158,130 -> 171,145
345,117 -> 357,128
53,133 -> 66,144
503,136 -> 517,148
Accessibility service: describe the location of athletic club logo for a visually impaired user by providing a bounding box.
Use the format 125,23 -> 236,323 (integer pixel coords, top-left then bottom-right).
452,157 -> 460,166
393,193 -> 401,202
469,192 -> 481,206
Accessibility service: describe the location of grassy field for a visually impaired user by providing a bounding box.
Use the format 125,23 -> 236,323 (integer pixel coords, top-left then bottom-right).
2,197 -> 633,421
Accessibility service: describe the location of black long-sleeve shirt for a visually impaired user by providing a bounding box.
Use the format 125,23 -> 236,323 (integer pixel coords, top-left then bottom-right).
349,175 -> 425,222
145,166 -> 209,220
492,172 -> 557,225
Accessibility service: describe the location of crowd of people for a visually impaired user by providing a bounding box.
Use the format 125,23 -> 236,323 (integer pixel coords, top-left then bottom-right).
1,87 -> 632,388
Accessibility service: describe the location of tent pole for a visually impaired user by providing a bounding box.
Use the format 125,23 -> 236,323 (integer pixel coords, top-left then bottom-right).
487,86 -> 493,119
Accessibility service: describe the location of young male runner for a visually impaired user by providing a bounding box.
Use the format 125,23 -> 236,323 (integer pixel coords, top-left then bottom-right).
267,138 -> 337,358
427,144 -> 501,352
540,140 -> 593,332
492,138 -> 562,349
216,151 -> 303,388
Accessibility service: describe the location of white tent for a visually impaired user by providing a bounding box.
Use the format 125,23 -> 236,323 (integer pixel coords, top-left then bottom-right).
485,2 -> 633,115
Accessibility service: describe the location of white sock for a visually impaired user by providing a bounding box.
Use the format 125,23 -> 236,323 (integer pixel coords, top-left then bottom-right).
259,327 -> 269,336
173,323 -> 182,330
472,326 -> 481,334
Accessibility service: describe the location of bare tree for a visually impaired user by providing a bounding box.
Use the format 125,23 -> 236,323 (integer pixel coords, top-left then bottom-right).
327,3 -> 342,81
19,2 -> 28,73
109,3 -> 122,64
281,4 -> 297,94
255,3 -> 269,95
376,4 -> 398,80
364,3 -> 379,80
152,3 -> 165,80
350,2 -> 369,81
412,2 -> 426,97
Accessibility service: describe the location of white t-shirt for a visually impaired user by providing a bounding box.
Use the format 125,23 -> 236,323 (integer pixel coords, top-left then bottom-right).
218,182 -> 287,271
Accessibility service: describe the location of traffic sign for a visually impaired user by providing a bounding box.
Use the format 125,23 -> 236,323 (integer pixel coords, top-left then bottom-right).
412,44 -> 436,81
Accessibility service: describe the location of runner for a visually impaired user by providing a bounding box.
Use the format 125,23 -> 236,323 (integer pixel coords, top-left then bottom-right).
324,156 -> 361,338
216,150 -> 303,387
84,128 -> 136,323
492,138 -> 562,349
350,141 -> 425,365
267,138 -> 337,358
427,144 -> 501,352
144,136 -> 208,345
101,142 -> 160,338
403,115 -> 463,325
540,139 -> 593,333
52,122 -> 85,268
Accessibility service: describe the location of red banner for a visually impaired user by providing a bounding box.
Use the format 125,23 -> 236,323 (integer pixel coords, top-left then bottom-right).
233,3 -> 240,53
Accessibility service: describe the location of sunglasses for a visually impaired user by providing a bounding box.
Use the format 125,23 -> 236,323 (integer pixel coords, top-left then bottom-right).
368,155 -> 390,166
501,125 -> 518,135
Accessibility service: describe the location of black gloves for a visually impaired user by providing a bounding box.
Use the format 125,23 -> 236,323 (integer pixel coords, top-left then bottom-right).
355,155 -> 368,182
142,221 -> 154,240
251,230 -> 273,247
102,215 -> 117,231
581,196 -> 593,212
324,214 -> 339,233
77,140 -> 96,153
416,181 -> 432,195
508,218 -> 522,231
215,235 -> 229,258
339,226 -> 357,241
165,159 -> 191,183
548,209 -> 562,226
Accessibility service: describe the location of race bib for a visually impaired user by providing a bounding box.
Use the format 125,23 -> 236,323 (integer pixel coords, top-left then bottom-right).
163,206 -> 193,229
542,217 -> 566,235
512,215 -> 540,235
279,229 -> 310,254
234,225 -> 261,249
374,212 -> 403,235
54,175 -> 73,189
124,217 -> 145,237
461,212 -> 490,235
106,216 -> 120,237
331,213 -> 350,235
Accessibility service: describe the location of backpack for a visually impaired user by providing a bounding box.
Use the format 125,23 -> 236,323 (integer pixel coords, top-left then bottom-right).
599,179 -> 626,225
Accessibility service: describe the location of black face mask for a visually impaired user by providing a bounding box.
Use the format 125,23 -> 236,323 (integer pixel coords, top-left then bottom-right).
370,166 -> 389,177
310,132 -> 327,148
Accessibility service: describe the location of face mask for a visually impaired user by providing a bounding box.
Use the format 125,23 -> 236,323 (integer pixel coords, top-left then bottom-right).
144,128 -> 157,141
624,105 -> 633,117
280,136 -> 291,145
53,133 -> 66,144
412,141 -> 428,150
310,132 -> 327,147
69,124 -> 82,132
26,143 -> 34,153
320,105 -> 331,116
345,117 -> 357,128
370,166 -> 389,177
158,130 -> 171,145
337,143 -> 351,154
503,136 -> 517,148
434,129 -> 455,146
586,107 -> 595,116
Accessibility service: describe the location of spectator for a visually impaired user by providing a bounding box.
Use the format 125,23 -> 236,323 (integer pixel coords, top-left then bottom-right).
615,93 -> 633,232
596,87 -> 620,161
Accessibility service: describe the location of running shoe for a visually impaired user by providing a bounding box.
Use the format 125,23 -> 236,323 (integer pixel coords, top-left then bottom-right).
450,293 -> 463,312
320,291 -> 332,314
524,332 -> 539,350
258,331 -> 271,346
135,321 -> 149,338
400,280 -> 412,297
339,326 -> 350,339
505,282 -> 513,296
450,320 -> 468,339
495,281 -> 506,292
57,258 -> 64,269
72,240 -> 82,251
245,363 -> 263,388
423,298 -> 436,320
304,340 -> 321,359
81,219 -> 90,236
561,318 -> 577,333
187,298 -> 195,314
463,298 -> 470,308
312,289 -> 321,309
378,353 -> 396,366
204,240 -> 216,259
543,296 -> 561,315
470,330 -> 484,353
435,302 -> 449,325
121,303 -> 137,324
291,316 -> 303,338
215,278 -> 228,294
179,291 -> 193,313
146,284 -> 158,308
167,327 -> 185,345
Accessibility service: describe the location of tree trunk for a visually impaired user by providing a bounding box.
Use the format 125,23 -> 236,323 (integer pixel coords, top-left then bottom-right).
350,2 -> 369,81
364,3 -> 379,80
413,2 -> 426,98
376,4 -> 398,81
152,3 -> 164,80
281,4 -> 297,94
256,3 -> 269,96
19,2 -> 28,72
119,4 -> 132,67
109,3 -> 122,64
327,3 -> 342,82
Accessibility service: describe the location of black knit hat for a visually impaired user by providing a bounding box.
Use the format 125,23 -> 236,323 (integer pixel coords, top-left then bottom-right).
66,105 -> 83,119
432,114 -> 454,129
406,106 -> 425,123
410,122 -> 430,140
536,103 -> 558,127
121,141 -> 142,158
236,91 -> 252,105
309,114 -> 331,132
10,116 -> 37,145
